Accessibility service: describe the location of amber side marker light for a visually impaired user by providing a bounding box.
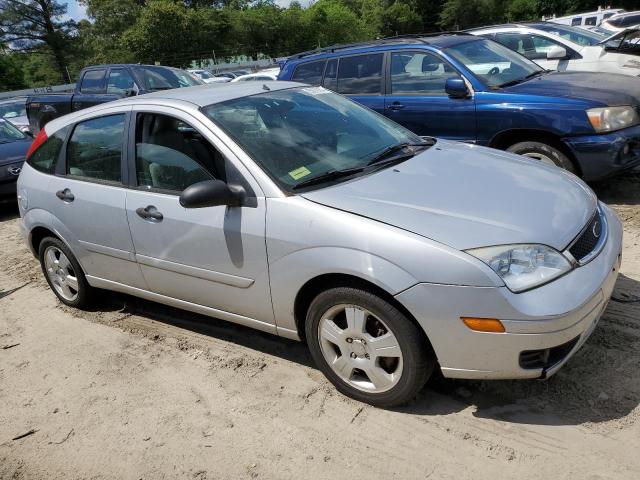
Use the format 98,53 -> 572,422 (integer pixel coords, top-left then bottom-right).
461,317 -> 505,333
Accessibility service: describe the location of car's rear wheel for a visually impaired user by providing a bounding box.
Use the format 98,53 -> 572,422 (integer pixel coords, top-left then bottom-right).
506,141 -> 576,173
305,287 -> 434,407
39,237 -> 93,309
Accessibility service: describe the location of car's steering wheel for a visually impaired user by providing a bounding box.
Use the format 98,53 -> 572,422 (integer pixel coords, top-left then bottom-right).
488,66 -> 500,76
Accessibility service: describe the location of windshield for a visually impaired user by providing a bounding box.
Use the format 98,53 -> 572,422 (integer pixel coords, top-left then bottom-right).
0,100 -> 27,119
133,67 -> 202,90
199,71 -> 213,79
532,23 -> 604,46
203,87 -> 424,191
0,119 -> 26,142
602,29 -> 640,51
445,38 -> 544,88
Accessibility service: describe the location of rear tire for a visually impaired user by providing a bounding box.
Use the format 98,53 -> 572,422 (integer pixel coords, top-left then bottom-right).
506,141 -> 576,173
305,287 -> 434,407
38,237 -> 93,309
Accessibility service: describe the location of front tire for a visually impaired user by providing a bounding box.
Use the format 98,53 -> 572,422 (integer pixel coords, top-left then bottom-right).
39,237 -> 93,309
506,141 -> 576,173
305,287 -> 434,407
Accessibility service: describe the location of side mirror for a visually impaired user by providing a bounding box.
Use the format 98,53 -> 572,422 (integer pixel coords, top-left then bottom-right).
179,180 -> 244,208
23,129 -> 33,137
546,45 -> 568,60
124,88 -> 137,97
445,77 -> 469,99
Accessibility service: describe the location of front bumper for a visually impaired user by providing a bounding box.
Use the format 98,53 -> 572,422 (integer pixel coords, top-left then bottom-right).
563,124 -> 640,181
396,204 -> 623,380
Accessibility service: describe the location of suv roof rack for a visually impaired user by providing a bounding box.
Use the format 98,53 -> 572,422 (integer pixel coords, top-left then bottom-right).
289,32 -> 473,60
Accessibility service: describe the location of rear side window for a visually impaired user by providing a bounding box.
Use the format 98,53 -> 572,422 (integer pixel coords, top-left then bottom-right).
337,54 -> 383,95
26,126 -> 69,174
67,114 -> 125,183
585,16 -> 597,26
80,69 -> 106,94
571,17 -> 582,26
292,61 -> 326,85
323,59 -> 338,90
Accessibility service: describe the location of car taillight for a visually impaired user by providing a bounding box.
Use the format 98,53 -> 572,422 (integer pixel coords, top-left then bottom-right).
25,129 -> 48,160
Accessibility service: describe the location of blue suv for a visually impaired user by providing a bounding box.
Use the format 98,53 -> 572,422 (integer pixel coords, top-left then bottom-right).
279,34 -> 640,180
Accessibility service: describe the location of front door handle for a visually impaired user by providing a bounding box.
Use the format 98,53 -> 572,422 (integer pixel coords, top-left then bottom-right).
387,102 -> 405,111
55,188 -> 74,202
136,205 -> 163,222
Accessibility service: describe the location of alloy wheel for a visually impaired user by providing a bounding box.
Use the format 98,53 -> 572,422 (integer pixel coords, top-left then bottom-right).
318,304 -> 403,393
44,246 -> 79,302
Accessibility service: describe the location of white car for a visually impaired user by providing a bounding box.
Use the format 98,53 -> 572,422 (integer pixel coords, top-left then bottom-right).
548,8 -> 624,28
601,11 -> 640,32
187,69 -> 231,84
230,69 -> 280,83
470,23 -> 640,77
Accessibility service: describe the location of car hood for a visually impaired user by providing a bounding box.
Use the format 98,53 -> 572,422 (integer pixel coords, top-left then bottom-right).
503,71 -> 640,106
301,141 -> 597,251
0,138 -> 31,166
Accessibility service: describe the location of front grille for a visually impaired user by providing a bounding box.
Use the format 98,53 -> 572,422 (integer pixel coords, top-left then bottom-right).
519,336 -> 580,370
569,211 -> 603,262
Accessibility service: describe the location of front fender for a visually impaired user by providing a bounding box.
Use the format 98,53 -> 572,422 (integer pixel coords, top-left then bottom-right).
269,246 -> 419,335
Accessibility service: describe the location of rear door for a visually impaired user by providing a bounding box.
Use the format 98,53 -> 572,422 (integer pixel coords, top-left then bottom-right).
123,107 -> 274,327
46,107 -> 147,289
383,50 -> 476,141
331,53 -> 386,114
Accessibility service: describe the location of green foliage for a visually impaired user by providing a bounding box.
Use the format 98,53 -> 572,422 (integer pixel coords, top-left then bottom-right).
0,53 -> 27,90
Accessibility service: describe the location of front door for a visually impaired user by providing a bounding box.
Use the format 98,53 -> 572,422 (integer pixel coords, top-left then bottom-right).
383,50 -> 477,141
47,110 -> 146,289
124,111 -> 274,326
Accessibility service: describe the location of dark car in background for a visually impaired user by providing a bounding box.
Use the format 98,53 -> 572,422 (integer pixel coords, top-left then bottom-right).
26,64 -> 203,133
279,33 -> 640,181
0,119 -> 32,201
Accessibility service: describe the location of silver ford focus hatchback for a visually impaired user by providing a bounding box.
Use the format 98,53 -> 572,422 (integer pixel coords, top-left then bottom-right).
17,82 -> 622,406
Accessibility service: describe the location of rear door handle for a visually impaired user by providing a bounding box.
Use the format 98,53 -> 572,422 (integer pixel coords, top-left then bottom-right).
55,188 -> 74,202
136,205 -> 163,222
387,102 -> 405,111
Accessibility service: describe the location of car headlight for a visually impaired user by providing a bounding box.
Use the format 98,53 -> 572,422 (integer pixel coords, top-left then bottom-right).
587,106 -> 639,133
466,244 -> 572,292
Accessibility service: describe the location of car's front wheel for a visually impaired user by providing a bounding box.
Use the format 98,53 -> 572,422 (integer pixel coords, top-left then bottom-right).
38,237 -> 93,309
305,287 -> 434,407
506,141 -> 576,173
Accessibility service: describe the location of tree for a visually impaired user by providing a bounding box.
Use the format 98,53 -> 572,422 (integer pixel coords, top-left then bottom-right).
0,52 -> 27,90
0,0 -> 76,82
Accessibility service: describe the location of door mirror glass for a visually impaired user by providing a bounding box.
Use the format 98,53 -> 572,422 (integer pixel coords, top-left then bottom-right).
546,45 -> 568,60
445,77 -> 469,99
179,179 -> 243,208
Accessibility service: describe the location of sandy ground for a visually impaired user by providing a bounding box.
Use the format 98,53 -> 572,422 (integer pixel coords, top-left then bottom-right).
1,175 -> 639,480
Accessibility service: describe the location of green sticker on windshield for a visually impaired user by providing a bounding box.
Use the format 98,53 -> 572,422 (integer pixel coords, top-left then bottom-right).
289,166 -> 311,180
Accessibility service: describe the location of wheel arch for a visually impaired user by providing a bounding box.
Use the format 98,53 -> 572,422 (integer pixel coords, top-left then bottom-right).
293,273 -> 434,358
489,128 -> 582,176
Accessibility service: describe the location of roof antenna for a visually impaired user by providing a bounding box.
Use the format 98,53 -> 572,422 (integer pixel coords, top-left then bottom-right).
263,84 -> 271,91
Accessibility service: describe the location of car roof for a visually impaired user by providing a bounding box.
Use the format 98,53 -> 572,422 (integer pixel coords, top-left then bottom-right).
285,33 -> 477,63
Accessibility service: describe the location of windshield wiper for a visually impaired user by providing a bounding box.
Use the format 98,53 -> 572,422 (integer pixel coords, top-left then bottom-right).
292,166 -> 365,190
367,140 -> 435,166
497,70 -> 546,89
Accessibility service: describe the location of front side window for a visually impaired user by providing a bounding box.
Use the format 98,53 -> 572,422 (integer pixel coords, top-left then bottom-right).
107,69 -> 136,95
67,114 -> 125,182
494,33 -> 567,61
134,113 -> 224,192
533,23 -> 604,46
27,126 -> 69,174
337,53 -> 383,95
391,51 -> 460,95
445,39 -> 544,89
80,69 -> 106,94
132,67 -> 201,91
203,87 -> 423,191
292,61 -> 326,85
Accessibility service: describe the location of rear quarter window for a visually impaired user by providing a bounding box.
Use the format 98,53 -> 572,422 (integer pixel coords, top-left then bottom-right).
26,126 -> 69,174
292,61 -> 326,85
